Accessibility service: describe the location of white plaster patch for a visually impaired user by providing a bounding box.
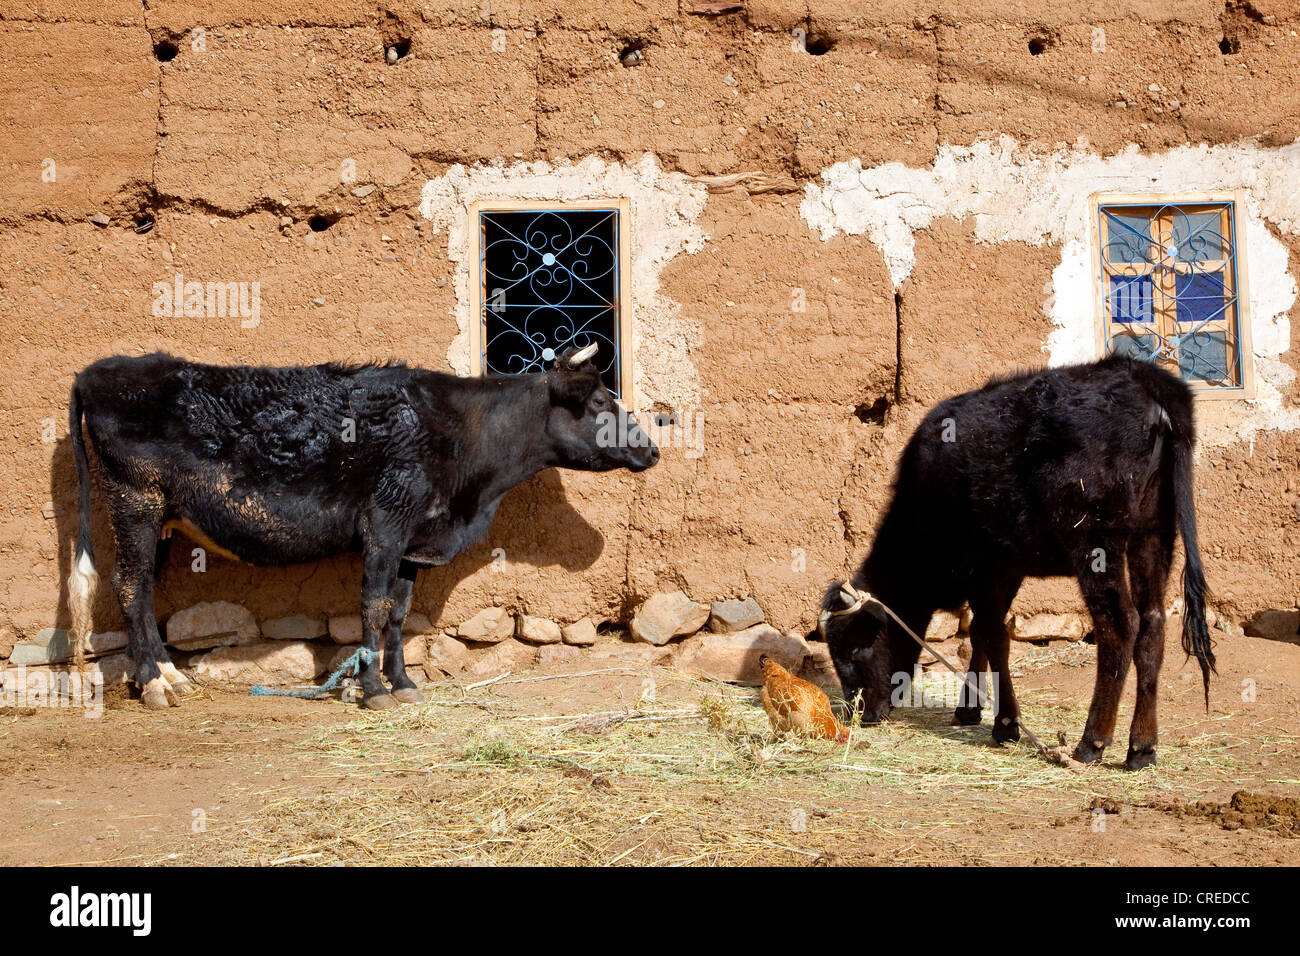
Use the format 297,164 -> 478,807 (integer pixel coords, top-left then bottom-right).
419,154 -> 708,411
801,136 -> 1300,446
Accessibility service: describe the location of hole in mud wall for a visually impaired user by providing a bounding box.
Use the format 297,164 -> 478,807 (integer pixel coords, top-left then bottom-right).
805,34 -> 834,56
853,395 -> 891,426
1219,34 -> 1241,54
133,212 -> 156,235
153,38 -> 179,62
308,213 -> 338,232
1027,36 -> 1051,55
619,41 -> 645,67
645,401 -> 676,428
385,37 -> 411,64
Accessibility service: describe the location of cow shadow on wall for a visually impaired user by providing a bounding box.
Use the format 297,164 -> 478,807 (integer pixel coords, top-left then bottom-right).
51,438 -> 606,635
408,469 -> 609,618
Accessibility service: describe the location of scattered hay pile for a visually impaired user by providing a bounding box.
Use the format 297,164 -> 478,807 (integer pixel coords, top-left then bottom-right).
156,669 -> 1266,865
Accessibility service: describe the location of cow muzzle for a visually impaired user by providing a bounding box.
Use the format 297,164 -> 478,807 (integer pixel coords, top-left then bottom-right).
625,431 -> 660,470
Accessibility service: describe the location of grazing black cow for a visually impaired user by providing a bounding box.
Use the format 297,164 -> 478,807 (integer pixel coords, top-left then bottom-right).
67,344 -> 657,710
819,355 -> 1214,770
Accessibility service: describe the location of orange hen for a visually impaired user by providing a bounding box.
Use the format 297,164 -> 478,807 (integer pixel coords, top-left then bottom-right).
758,654 -> 852,743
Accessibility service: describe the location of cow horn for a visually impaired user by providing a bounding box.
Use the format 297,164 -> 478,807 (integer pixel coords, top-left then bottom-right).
567,343 -> 599,367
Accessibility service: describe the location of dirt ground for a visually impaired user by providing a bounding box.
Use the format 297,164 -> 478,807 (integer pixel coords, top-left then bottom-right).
2,617 -> 1297,867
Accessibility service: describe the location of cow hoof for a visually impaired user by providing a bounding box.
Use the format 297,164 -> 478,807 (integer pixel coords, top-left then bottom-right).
992,716 -> 1020,744
391,687 -> 424,704
1073,738 -> 1107,764
953,706 -> 982,726
1125,747 -> 1157,771
160,662 -> 199,697
140,677 -> 179,710
363,693 -> 397,711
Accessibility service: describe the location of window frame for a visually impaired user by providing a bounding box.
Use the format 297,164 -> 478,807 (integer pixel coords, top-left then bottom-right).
467,197 -> 635,406
1089,190 -> 1255,401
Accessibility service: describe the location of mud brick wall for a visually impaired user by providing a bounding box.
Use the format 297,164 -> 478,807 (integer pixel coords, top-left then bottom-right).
1,0 -> 1297,649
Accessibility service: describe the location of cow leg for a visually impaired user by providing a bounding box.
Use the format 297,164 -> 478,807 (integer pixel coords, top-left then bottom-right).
1073,544 -> 1140,765
358,542 -> 400,710
383,560 -> 423,704
970,577 -> 1022,744
953,632 -> 988,726
1125,534 -> 1172,770
104,486 -> 195,709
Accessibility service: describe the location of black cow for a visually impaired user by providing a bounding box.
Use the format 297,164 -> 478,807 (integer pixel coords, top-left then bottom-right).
67,344 -> 657,709
819,355 -> 1214,770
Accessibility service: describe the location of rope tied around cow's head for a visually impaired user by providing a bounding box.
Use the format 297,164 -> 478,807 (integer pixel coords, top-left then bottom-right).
815,580 -> 1064,761
817,581 -> 883,639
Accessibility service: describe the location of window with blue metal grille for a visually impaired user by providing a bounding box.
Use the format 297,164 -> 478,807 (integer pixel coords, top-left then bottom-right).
1096,197 -> 1250,393
477,206 -> 624,398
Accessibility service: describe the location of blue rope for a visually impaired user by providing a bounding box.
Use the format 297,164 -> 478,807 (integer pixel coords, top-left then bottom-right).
250,647 -> 378,699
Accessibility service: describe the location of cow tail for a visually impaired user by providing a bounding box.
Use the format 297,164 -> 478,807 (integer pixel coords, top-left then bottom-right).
68,379 -> 98,671
1171,421 -> 1214,710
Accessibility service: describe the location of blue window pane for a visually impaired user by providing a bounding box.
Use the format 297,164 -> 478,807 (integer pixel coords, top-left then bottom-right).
1170,211 -> 1224,263
1178,331 -> 1231,384
1111,332 -> 1159,361
480,209 -> 621,397
1103,212 -> 1153,263
1175,272 -> 1227,325
1109,275 -> 1153,324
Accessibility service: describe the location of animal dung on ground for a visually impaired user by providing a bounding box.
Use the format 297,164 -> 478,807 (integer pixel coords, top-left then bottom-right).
1147,790 -> 1300,832
758,654 -> 852,743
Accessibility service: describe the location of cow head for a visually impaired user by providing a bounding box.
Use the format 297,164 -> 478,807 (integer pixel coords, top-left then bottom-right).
544,344 -> 659,472
819,581 -> 905,723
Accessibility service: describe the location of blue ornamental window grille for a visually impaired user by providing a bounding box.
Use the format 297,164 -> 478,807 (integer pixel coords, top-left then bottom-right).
1095,196 -> 1252,394
476,205 -> 626,399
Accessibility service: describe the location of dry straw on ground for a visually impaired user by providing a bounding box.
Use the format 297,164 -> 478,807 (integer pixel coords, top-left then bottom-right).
152,654 -> 1273,866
